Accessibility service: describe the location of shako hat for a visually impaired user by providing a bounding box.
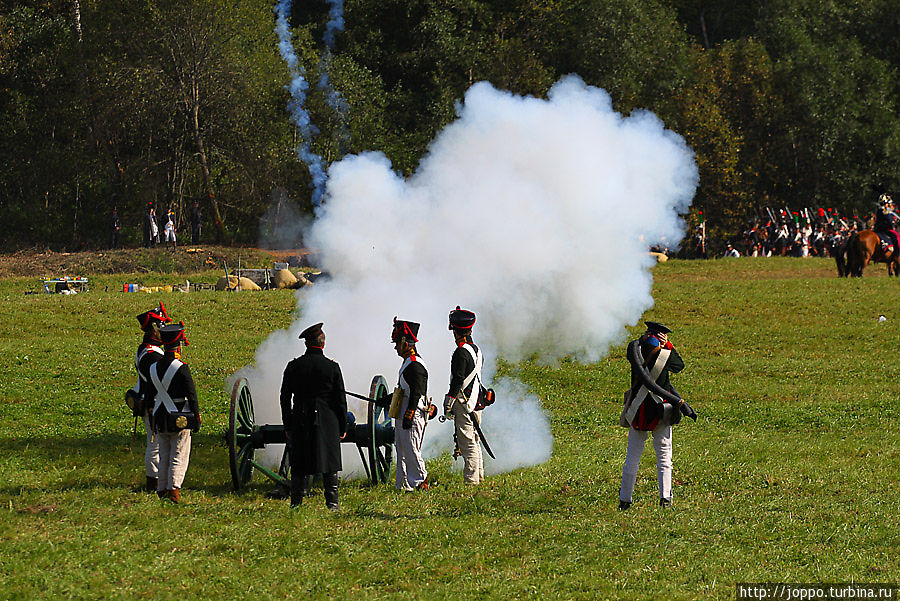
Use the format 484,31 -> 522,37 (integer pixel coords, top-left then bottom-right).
644,321 -> 672,335
298,322 -> 324,340
137,302 -> 171,331
159,322 -> 188,347
392,317 -> 419,343
449,306 -> 476,330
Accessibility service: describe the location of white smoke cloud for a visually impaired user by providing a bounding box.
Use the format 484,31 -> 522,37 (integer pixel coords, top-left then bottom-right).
233,75 -> 697,478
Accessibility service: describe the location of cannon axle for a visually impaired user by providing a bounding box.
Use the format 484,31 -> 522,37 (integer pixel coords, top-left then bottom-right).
224,375 -> 395,490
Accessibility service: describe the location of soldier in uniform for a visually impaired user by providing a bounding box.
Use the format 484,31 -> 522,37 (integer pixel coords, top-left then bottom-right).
150,322 -> 200,503
873,194 -> 899,252
279,323 -> 347,510
110,208 -> 120,249
443,306 -> 485,485
391,318 -> 430,491
163,209 -> 177,251
618,322 -> 694,510
131,303 -> 171,492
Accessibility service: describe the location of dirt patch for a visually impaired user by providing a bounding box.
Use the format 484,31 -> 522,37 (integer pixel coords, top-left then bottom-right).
0,247 -> 310,277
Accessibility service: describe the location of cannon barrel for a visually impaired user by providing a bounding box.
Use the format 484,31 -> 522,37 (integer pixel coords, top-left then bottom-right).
343,421 -> 395,448
225,375 -> 395,490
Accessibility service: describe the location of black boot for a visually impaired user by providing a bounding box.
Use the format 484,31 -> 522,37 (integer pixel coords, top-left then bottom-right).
659,497 -> 672,508
291,475 -> 310,508
618,500 -> 632,511
323,472 -> 339,511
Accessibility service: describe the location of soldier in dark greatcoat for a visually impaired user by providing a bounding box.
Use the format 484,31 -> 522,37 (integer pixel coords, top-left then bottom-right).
618,321 -> 695,510
130,303 -> 171,492
279,323 -> 347,510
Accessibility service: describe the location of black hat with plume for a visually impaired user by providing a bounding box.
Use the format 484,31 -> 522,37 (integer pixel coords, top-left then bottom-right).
449,306 -> 476,330
392,318 -> 419,343
137,302 -> 171,331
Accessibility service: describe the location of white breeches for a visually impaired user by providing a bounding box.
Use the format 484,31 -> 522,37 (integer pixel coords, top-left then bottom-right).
157,429 -> 191,491
142,414 -> 159,478
619,424 -> 673,502
451,404 -> 483,484
394,398 -> 427,491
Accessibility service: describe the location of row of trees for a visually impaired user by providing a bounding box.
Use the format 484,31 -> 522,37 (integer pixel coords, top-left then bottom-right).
2,0 -> 899,251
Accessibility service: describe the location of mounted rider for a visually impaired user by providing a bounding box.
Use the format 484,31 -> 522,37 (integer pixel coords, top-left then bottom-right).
873,194 -> 899,254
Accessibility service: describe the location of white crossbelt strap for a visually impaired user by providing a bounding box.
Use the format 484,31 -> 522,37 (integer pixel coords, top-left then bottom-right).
460,344 -> 483,412
624,348 -> 671,425
132,345 -> 162,393
150,359 -> 184,414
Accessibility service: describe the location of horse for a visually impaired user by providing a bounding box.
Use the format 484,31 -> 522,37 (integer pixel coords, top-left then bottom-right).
845,230 -> 900,277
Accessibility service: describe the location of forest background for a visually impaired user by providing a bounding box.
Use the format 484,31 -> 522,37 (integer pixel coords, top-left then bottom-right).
2,0 -> 899,253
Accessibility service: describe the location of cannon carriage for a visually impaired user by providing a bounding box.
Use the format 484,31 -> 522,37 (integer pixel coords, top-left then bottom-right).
224,374 -> 395,490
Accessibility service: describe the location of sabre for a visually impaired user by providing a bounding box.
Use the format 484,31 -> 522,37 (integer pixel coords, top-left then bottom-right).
468,411 -> 495,459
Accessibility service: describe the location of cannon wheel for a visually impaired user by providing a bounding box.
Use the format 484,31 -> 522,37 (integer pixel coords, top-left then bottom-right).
366,375 -> 393,485
227,377 -> 256,490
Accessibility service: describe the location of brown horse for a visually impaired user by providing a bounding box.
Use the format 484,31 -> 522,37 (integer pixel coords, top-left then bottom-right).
845,230 -> 900,277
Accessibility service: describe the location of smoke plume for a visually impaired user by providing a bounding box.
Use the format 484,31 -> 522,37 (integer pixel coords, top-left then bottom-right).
274,0 -> 327,205
236,76 -> 697,477
317,0 -> 349,128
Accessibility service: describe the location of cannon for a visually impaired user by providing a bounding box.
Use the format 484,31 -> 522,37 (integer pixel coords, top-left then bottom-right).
224,374 -> 395,491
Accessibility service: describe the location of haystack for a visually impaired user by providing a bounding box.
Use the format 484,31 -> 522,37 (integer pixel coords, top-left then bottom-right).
216,275 -> 262,291
273,268 -> 298,289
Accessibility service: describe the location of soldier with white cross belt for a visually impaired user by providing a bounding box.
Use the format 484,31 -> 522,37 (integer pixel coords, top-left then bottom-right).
127,303 -> 171,493
618,321 -> 696,510
442,306 -> 487,485
149,322 -> 200,503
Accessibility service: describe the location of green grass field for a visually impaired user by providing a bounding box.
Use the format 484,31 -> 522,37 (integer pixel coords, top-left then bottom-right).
1,257 -> 898,600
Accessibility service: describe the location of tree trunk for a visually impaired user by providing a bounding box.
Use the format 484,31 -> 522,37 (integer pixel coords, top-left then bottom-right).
191,98 -> 226,242
72,0 -> 83,42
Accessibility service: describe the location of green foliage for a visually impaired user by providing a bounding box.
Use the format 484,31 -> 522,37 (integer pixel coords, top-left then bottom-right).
758,0 -> 900,210
2,0 -> 900,248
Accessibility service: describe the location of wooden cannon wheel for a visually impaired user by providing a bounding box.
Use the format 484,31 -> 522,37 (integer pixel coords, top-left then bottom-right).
226,377 -> 256,490
366,375 -> 393,485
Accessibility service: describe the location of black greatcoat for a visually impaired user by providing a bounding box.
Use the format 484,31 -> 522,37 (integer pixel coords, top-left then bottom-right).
628,337 -> 684,431
280,348 -> 347,475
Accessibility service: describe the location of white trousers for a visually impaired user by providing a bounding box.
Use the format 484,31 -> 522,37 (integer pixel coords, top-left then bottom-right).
394,400 -> 427,491
142,414 -> 160,478
451,404 -> 483,484
619,424 -> 673,502
157,429 -> 191,491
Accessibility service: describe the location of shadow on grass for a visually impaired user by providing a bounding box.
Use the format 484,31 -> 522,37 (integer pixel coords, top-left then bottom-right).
0,431 -> 237,497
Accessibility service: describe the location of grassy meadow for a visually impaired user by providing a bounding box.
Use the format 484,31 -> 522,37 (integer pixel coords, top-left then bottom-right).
0,256 -> 898,600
